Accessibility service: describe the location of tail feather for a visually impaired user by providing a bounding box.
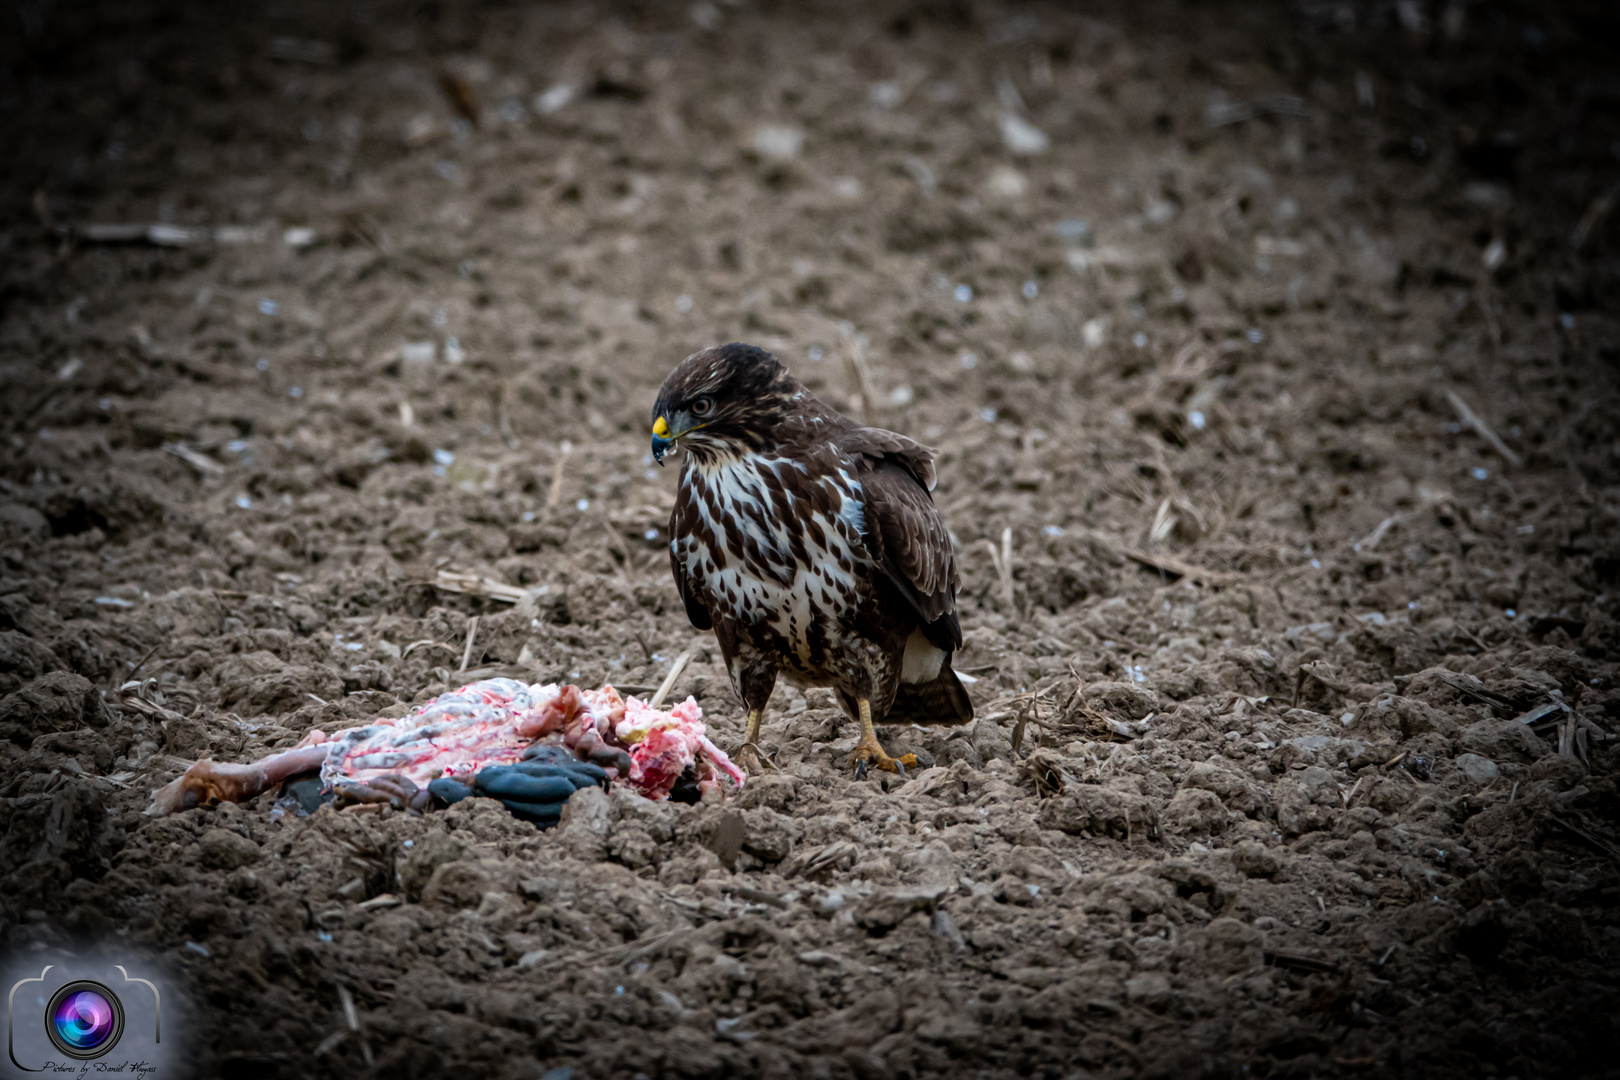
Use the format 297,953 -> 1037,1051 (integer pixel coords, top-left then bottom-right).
886,664 -> 974,726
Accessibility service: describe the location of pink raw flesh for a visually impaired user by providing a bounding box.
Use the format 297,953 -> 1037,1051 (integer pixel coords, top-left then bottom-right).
609,694 -> 747,799
319,679 -> 578,790
147,679 -> 743,815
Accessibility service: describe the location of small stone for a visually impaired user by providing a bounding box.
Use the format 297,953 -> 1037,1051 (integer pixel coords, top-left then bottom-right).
1455,753 -> 1499,785
999,113 -> 1050,155
751,125 -> 804,161
1082,316 -> 1110,348
534,84 -> 574,114
986,165 -> 1028,199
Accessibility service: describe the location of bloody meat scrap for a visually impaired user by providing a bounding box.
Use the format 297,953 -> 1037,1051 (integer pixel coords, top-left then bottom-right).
147,678 -> 745,816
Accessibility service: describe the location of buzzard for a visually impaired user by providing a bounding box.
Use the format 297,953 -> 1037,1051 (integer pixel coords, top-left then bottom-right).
650,342 -> 973,775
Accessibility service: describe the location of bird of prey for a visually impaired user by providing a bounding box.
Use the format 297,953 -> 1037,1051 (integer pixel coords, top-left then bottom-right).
650,342 -> 973,775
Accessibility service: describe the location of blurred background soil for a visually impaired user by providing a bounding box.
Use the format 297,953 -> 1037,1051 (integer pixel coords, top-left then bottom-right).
3,1 -> 1619,1077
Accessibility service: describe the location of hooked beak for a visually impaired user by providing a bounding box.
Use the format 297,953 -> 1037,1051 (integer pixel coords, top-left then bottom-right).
651,415 -> 675,465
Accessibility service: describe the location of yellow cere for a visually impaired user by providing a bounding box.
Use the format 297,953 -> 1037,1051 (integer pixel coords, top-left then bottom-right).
652,416 -> 671,438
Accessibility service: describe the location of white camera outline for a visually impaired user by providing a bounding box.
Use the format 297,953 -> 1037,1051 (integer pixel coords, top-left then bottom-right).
7,965 -> 161,1072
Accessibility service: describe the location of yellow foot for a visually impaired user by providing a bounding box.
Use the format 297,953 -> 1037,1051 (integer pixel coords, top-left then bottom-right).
847,736 -> 918,778
735,741 -> 777,774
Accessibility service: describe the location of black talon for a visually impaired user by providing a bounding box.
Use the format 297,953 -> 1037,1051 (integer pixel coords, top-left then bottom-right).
854,760 -> 869,781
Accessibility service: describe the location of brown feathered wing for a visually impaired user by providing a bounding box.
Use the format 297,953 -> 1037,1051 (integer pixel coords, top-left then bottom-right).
847,430 -> 962,652
849,431 -> 972,724
669,505 -> 712,631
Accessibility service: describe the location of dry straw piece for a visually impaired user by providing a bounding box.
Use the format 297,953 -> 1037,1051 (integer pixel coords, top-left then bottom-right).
1446,390 -> 1522,468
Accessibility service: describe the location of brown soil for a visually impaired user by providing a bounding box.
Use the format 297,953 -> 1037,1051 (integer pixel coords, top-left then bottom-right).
4,2 -> 1619,1078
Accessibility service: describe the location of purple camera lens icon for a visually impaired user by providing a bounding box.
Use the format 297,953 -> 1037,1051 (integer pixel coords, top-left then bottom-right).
45,981 -> 125,1060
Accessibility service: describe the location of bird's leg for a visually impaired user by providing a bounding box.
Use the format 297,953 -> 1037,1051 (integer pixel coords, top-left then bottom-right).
735,708 -> 776,774
730,663 -> 777,774
847,697 -> 918,777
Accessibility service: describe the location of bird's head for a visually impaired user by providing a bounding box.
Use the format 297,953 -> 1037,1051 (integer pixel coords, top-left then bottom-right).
650,343 -> 798,465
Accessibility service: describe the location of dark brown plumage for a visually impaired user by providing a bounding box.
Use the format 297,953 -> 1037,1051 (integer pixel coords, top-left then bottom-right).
650,343 -> 972,775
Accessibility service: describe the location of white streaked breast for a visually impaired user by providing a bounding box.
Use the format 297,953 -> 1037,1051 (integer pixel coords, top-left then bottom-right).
681,454 -> 869,652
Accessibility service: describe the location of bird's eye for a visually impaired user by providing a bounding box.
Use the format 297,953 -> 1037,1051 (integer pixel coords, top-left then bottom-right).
691,397 -> 715,418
